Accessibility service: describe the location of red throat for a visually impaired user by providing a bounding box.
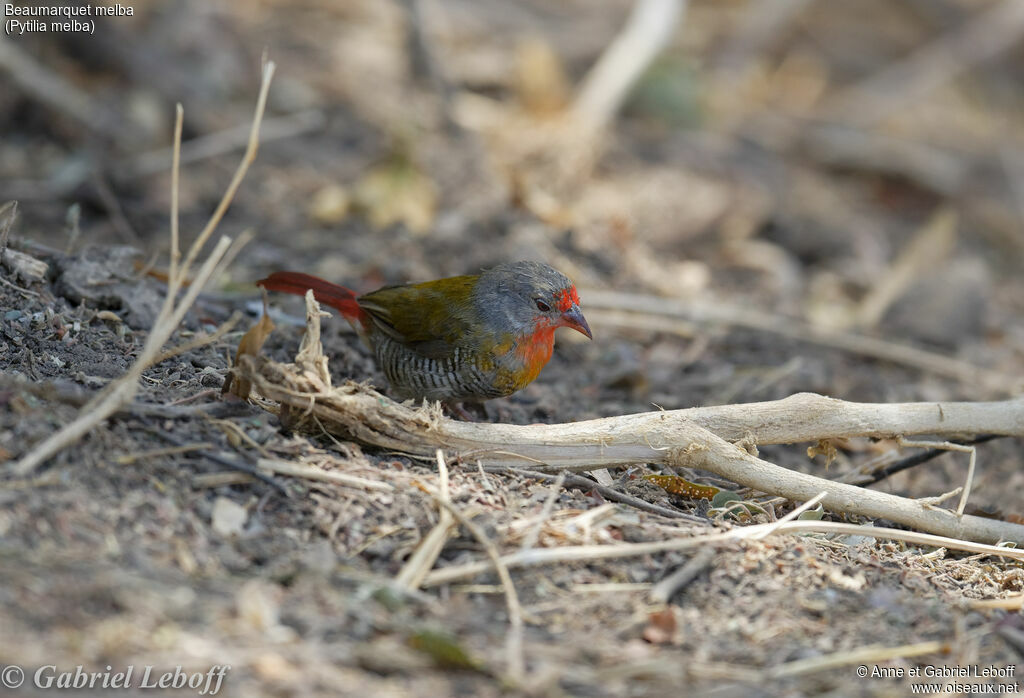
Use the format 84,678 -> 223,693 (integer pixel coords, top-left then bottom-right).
513,324 -> 557,386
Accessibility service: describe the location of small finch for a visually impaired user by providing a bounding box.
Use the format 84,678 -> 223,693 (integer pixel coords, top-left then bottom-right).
257,261 -> 592,405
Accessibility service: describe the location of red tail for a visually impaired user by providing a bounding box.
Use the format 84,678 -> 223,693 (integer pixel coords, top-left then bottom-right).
258,271 -> 366,324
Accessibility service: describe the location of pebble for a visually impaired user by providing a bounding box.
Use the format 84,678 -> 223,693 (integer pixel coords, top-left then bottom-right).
4,310 -> 22,321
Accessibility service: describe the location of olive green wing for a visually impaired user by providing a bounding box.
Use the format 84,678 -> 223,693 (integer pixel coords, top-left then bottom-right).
357,275 -> 479,360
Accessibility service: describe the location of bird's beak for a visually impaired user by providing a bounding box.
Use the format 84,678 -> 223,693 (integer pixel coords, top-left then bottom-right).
561,304 -> 593,339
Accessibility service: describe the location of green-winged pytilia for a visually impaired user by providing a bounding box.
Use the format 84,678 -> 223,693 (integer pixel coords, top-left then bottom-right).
258,261 -> 592,408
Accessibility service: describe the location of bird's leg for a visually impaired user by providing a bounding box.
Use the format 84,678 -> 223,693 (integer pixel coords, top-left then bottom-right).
442,401 -> 478,421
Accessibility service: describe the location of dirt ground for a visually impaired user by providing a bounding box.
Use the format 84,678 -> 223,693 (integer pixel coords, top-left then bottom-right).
2,1 -> 1024,696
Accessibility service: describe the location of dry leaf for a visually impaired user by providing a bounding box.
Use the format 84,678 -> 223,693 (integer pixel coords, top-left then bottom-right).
224,292 -> 275,399
515,37 -> 570,116
642,606 -> 680,645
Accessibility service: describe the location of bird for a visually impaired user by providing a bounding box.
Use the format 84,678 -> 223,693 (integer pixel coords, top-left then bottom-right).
257,261 -> 592,407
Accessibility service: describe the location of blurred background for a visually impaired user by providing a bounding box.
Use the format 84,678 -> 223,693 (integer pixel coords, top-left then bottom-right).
3,0 -> 1024,471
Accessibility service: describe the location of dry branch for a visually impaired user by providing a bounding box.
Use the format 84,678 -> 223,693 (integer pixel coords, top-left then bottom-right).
234,351 -> 1024,545
572,0 -> 687,132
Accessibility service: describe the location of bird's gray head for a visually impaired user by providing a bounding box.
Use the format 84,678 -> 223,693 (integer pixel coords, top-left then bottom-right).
473,261 -> 592,340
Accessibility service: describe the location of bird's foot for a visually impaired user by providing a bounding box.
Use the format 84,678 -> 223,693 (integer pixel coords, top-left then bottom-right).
440,403 -> 491,419
442,401 -> 479,421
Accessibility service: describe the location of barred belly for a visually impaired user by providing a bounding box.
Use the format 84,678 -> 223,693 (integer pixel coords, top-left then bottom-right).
373,336 -> 509,402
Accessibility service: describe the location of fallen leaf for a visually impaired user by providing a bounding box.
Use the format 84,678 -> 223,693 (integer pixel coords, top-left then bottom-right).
223,292 -> 275,399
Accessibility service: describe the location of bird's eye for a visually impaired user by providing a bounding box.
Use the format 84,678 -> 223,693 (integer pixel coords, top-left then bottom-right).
534,298 -> 551,312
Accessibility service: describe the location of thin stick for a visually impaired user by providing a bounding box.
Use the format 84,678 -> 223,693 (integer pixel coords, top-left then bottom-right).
770,641 -> 946,679
495,467 -> 706,524
648,547 -> 715,604
150,430 -> 287,494
747,491 -> 827,540
150,312 -> 242,366
256,458 -> 394,493
855,435 -> 999,486
180,60 -> 276,281
572,0 -> 687,131
116,442 -> 215,464
169,104 -> 183,291
422,519 -> 1024,588
520,472 -> 564,551
899,438 -> 978,516
394,450 -> 456,590
129,109 -> 325,178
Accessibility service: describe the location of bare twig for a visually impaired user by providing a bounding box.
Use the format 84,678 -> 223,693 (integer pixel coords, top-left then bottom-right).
497,467 -> 706,524
150,430 -> 287,494
572,0 -> 687,132
649,547 -> 715,604
898,438 -> 978,516
770,640 -> 947,679
395,450 -> 456,590
520,472 -> 564,551
127,109 -> 325,178
853,435 -> 999,487
855,208 -> 957,330
150,312 -> 242,366
256,458 -> 394,493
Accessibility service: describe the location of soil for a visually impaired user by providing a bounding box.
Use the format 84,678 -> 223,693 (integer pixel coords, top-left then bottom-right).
2,1 -> 1024,696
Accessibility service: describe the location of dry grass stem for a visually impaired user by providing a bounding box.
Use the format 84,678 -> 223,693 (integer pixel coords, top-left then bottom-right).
255,458 -> 394,492
421,519 -> 1024,588
130,109 -> 325,177
151,312 -> 242,366
572,0 -> 687,132
10,61 -> 276,476
649,547 -> 715,604
116,442 -> 215,464
898,438 -> 978,516
770,641 -> 947,678
520,472 -> 564,551
394,449 -> 456,590
854,208 -> 957,330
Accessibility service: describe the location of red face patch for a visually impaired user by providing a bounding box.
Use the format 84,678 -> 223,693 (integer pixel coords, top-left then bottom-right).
555,286 -> 580,313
